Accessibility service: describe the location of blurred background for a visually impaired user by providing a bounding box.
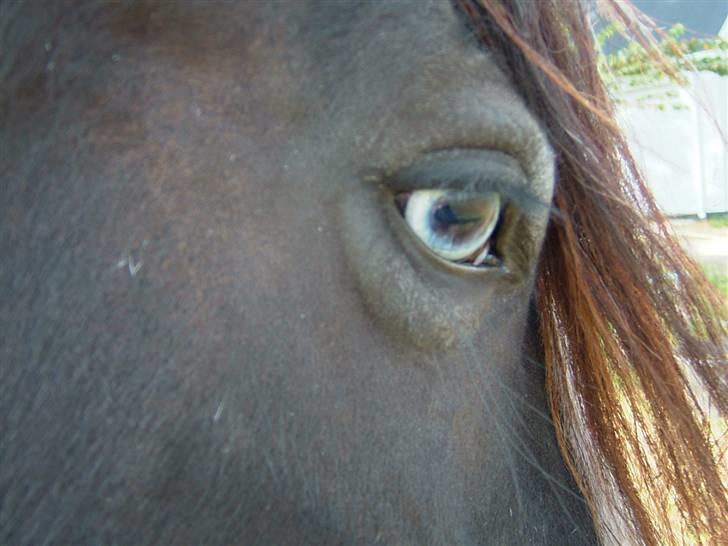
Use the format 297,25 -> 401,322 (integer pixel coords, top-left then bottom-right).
606,0 -> 727,296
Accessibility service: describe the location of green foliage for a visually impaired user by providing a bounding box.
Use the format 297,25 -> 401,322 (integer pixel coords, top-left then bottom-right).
707,213 -> 728,228
598,22 -> 728,94
702,263 -> 728,299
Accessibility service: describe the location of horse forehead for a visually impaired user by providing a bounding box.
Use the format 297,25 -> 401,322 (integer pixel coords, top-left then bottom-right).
106,0 -> 476,137
102,0 -> 507,197
269,0 -> 486,100
256,0 -> 458,48
292,0 -> 461,57
111,0 -> 461,64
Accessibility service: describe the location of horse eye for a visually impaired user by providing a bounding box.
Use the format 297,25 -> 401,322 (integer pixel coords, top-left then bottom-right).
395,189 -> 502,268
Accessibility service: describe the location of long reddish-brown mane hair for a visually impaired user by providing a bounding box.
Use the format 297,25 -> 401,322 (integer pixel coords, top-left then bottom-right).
457,1 -> 728,544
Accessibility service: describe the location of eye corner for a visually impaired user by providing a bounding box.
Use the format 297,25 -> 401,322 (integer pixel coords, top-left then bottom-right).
394,191 -> 410,215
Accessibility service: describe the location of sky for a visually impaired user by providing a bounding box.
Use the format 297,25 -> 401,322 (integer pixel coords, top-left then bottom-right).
633,0 -> 727,36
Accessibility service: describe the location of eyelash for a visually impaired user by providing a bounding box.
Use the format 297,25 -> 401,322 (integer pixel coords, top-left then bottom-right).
395,189 -> 504,269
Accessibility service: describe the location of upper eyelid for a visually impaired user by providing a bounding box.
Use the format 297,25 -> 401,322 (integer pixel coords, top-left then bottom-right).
375,149 -> 552,215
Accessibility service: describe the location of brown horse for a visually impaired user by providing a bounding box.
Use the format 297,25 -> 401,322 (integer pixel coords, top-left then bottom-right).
1,1 -> 726,544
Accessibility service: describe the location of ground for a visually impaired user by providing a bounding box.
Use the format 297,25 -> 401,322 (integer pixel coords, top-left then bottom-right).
671,216 -> 728,298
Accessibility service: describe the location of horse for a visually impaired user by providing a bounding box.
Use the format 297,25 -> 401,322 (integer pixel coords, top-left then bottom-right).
1,1 -> 726,544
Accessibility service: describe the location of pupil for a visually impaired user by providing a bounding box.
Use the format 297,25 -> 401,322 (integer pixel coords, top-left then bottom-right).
432,203 -> 459,229
431,202 -> 478,233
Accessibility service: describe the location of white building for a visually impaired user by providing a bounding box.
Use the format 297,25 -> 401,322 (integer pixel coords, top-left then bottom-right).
616,17 -> 728,217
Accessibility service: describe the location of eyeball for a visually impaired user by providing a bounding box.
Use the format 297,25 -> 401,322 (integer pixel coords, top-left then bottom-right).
396,190 -> 502,268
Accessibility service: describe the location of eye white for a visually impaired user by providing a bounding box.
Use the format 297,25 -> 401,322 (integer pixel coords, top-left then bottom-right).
401,190 -> 501,265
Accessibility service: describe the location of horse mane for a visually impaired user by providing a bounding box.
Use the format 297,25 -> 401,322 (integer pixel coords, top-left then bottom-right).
457,1 -> 728,544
